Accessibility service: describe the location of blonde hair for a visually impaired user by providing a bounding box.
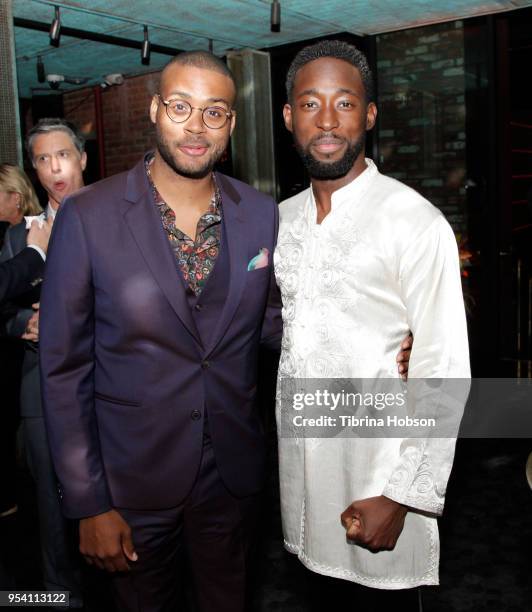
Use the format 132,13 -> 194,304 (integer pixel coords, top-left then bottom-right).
0,164 -> 42,216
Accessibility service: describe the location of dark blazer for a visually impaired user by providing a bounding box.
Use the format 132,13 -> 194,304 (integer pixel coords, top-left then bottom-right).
0,246 -> 43,304
40,157 -> 282,519
1,222 -> 43,417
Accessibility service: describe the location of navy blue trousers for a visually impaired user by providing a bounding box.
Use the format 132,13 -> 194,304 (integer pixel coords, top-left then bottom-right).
111,437 -> 261,612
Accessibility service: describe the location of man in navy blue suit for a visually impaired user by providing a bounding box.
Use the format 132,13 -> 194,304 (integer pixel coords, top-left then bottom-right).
40,52 -> 281,612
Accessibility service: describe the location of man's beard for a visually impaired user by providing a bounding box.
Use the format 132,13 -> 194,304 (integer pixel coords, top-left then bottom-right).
156,125 -> 226,179
294,132 -> 365,180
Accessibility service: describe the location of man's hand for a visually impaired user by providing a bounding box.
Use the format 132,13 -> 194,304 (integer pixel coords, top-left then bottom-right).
21,303 -> 40,342
396,332 -> 413,380
27,217 -> 53,254
340,495 -> 408,552
79,509 -> 138,572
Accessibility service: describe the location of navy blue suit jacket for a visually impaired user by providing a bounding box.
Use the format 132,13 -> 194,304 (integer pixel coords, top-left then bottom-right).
39,158 -> 282,519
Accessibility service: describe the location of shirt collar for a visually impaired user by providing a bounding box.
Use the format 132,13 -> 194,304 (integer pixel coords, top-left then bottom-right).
307,157 -> 378,221
46,203 -> 57,220
144,152 -> 221,215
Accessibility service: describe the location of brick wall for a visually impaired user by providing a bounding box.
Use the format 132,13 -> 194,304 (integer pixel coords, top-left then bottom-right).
63,71 -> 160,177
62,88 -> 96,138
376,21 -> 467,234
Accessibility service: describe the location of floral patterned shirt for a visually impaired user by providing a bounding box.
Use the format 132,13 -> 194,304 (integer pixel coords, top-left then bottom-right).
146,156 -> 222,296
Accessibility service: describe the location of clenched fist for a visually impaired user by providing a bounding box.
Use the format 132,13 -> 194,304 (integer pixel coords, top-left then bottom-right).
340,495 -> 407,552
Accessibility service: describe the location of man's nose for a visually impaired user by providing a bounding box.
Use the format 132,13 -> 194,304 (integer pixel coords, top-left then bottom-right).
184,108 -> 206,133
50,155 -> 62,173
316,104 -> 339,131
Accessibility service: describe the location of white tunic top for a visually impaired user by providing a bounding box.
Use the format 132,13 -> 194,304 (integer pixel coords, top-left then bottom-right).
274,159 -> 470,589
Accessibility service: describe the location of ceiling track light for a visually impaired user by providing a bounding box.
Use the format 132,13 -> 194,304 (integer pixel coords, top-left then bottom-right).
49,6 -> 61,47
141,25 -> 151,65
271,0 -> 281,33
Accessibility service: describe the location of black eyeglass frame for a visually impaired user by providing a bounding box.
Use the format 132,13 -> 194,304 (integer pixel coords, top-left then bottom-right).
156,94 -> 233,129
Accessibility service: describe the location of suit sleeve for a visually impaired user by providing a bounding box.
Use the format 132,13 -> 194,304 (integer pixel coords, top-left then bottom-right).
0,225 -> 42,334
381,215 -> 471,515
260,197 -> 283,352
39,199 -> 112,519
0,248 -> 44,304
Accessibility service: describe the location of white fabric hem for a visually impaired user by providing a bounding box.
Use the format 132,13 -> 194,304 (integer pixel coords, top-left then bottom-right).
283,540 -> 439,590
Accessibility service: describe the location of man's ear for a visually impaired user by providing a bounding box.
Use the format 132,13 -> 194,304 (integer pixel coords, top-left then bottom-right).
283,103 -> 293,133
80,151 -> 87,172
149,95 -> 160,125
229,110 -> 236,137
366,102 -> 377,131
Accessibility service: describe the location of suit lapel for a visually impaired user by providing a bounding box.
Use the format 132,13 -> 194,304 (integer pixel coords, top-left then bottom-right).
204,173 -> 247,358
122,159 -> 202,347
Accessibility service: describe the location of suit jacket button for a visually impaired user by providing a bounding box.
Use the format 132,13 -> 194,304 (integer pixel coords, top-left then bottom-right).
191,410 -> 201,421
194,304 -> 202,311
201,360 -> 210,369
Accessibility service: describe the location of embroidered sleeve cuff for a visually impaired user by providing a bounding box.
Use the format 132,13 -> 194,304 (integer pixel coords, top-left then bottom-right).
382,485 -> 444,516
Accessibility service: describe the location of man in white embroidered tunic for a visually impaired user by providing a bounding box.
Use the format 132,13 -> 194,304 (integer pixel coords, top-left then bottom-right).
274,40 -> 470,608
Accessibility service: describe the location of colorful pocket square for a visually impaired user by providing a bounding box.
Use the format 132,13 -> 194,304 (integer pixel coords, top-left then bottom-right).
247,248 -> 269,271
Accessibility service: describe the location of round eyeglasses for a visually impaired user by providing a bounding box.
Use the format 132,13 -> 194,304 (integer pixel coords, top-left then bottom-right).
157,94 -> 233,130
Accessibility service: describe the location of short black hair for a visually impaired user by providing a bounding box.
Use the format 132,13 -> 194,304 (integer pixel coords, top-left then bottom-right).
26,118 -> 85,162
286,39 -> 375,104
162,51 -> 236,93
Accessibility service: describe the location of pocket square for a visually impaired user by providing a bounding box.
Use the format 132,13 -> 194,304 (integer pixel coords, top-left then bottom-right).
247,248 -> 269,271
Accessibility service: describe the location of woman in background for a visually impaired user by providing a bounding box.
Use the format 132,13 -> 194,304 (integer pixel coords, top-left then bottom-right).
0,163 -> 42,228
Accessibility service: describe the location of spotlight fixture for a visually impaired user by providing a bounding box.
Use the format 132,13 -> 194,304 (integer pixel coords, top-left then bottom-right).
141,25 -> 151,65
49,6 -> 61,47
37,56 -> 45,83
271,0 -> 281,33
46,74 -> 65,90
102,73 -> 125,88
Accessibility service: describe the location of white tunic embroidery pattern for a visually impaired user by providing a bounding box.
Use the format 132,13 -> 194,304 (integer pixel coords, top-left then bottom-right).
274,160 -> 470,589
